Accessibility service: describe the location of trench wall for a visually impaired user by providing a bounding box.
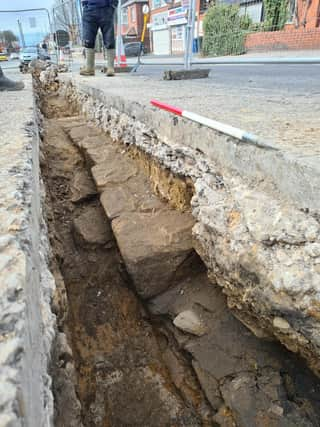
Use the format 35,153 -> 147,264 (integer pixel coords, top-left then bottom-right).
0,78 -> 55,426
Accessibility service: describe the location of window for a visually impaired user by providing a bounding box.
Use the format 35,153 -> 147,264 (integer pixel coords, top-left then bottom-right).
131,6 -> 136,22
152,0 -> 167,10
122,8 -> 128,24
172,26 -> 184,39
287,0 -> 297,23
239,1 -> 263,23
152,12 -> 168,25
199,0 -> 210,13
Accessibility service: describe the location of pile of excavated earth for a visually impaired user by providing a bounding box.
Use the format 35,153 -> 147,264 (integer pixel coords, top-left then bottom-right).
34,62 -> 320,426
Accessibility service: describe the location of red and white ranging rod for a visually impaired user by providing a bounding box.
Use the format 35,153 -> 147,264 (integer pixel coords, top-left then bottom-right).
150,100 -> 276,150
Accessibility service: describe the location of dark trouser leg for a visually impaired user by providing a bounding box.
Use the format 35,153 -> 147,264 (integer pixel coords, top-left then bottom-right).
99,6 -> 116,50
99,7 -> 116,75
81,6 -> 99,75
82,6 -> 99,49
0,66 -> 24,91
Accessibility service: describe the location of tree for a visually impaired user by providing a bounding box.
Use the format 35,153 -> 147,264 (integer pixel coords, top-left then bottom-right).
52,0 -> 80,44
0,30 -> 18,48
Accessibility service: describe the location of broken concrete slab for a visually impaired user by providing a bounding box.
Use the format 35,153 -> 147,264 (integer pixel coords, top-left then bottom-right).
112,210 -> 195,298
163,69 -> 210,81
70,169 -> 97,203
73,205 -> 113,246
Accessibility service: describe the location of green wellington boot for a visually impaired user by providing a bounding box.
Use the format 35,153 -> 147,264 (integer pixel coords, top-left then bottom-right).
80,48 -> 95,76
106,49 -> 115,77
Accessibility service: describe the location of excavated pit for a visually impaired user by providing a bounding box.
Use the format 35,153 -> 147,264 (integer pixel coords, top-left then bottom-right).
39,91 -> 320,427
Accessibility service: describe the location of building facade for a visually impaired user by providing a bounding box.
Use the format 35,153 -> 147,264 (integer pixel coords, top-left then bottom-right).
121,0 -> 151,51
148,0 -> 210,55
147,0 -> 320,54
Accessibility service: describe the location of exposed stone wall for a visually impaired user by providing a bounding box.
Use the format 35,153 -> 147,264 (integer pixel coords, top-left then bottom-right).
57,76 -> 320,377
0,79 -> 55,426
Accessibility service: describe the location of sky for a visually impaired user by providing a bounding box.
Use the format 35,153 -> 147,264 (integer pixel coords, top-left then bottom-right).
0,0 -> 55,10
0,0 -> 59,46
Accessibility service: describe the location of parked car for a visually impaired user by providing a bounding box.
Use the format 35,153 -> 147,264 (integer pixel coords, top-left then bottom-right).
0,52 -> 8,61
20,47 -> 38,63
10,52 -> 20,60
124,42 -> 146,57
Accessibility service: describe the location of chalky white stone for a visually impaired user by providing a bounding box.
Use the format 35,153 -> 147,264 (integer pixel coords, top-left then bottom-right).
173,310 -> 207,336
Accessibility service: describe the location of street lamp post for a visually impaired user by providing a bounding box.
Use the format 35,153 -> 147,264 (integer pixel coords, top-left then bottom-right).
184,0 -> 196,70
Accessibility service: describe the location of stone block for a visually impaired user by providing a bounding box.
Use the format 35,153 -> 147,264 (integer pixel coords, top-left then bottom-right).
100,174 -> 164,220
71,169 -> 97,203
68,125 -> 101,144
91,158 -> 138,191
112,210 -> 195,298
73,206 -> 113,246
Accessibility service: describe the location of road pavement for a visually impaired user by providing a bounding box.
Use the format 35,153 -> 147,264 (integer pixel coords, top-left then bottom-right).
2,56 -> 319,159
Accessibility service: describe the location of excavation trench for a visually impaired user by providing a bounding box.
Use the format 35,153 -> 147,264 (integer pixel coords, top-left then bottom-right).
40,92 -> 320,427
41,113 -> 211,426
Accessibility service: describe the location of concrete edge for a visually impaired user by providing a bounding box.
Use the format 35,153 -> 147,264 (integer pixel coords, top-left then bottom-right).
0,77 -> 56,426
64,75 -> 320,215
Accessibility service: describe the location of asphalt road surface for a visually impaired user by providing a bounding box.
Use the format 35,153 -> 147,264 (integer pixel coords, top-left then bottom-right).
76,58 -> 320,95
2,58 -> 320,95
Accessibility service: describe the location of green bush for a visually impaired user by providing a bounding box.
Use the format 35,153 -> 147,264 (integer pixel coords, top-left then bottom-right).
203,4 -> 253,56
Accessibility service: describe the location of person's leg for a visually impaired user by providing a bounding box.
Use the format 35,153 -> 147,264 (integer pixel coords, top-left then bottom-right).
99,6 -> 116,76
80,5 -> 99,76
0,66 -> 24,91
